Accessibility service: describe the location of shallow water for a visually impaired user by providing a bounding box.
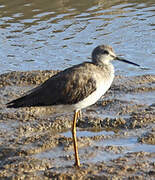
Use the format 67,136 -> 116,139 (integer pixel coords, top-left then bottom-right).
34,132 -> 155,165
92,137 -> 155,162
0,0 -> 155,75
119,91 -> 155,105
0,71 -> 154,178
62,129 -> 115,138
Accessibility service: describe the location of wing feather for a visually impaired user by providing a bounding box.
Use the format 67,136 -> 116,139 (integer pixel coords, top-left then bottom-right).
7,63 -> 97,108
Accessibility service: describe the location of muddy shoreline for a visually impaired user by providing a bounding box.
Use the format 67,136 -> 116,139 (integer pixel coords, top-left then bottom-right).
0,70 -> 155,179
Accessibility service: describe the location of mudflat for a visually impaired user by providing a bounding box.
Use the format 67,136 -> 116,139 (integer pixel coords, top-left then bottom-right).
0,70 -> 155,179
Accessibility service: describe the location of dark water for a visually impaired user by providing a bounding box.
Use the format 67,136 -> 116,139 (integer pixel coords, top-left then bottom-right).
0,0 -> 155,75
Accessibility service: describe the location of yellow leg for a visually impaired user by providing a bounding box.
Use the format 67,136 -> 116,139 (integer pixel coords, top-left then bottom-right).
77,110 -> 82,120
72,110 -> 80,167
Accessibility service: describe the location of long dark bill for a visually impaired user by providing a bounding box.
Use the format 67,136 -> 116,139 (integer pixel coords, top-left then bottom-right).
115,57 -> 140,67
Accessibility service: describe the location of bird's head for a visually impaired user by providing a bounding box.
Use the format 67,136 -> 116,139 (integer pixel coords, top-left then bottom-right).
92,45 -> 140,67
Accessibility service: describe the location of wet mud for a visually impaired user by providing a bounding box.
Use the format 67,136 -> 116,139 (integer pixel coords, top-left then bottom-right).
0,70 -> 155,179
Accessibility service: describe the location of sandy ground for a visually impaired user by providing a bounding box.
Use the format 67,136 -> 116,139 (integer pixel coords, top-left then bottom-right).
0,70 -> 155,179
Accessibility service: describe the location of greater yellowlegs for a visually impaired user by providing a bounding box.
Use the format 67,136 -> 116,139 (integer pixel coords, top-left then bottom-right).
7,45 -> 140,167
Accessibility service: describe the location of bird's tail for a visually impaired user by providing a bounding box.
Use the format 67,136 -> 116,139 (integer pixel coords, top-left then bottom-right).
6,90 -> 43,108
7,95 -> 33,108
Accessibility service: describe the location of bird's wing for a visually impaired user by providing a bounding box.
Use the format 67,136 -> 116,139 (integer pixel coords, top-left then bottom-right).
7,63 -> 97,108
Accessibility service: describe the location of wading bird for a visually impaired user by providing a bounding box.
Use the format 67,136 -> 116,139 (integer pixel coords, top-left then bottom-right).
7,45 -> 140,167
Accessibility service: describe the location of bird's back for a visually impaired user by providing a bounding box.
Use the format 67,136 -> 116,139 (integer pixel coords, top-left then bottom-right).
7,62 -> 114,108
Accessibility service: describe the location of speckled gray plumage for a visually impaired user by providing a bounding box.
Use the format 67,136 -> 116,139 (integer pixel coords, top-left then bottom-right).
7,61 -> 113,108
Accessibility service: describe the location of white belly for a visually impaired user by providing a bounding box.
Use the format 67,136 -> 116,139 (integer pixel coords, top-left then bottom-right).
73,76 -> 114,111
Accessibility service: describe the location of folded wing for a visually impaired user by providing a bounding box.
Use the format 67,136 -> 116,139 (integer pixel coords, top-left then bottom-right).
7,63 -> 97,108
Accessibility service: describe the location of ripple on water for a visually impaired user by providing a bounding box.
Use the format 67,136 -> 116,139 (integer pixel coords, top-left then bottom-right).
0,0 -> 154,75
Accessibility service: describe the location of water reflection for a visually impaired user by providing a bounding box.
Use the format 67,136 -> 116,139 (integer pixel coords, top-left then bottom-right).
0,0 -> 155,75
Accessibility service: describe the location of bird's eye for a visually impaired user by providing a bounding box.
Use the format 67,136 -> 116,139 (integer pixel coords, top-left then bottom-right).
104,50 -> 109,54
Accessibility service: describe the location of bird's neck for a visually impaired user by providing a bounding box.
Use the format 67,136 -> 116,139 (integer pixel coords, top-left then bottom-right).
93,60 -> 112,68
95,62 -> 115,76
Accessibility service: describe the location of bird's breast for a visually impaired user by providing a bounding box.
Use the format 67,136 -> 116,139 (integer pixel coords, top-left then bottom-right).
73,65 -> 114,111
